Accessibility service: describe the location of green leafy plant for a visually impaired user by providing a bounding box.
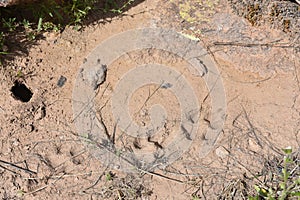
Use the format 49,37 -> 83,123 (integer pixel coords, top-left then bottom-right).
2,17 -> 17,31
37,17 -> 43,32
103,0 -> 135,14
43,21 -> 60,31
0,32 -> 4,51
0,32 -> 8,55
21,19 -> 31,29
249,147 -> 300,200
0,0 -> 136,64
69,0 -> 93,24
1,0 -> 137,37
106,171 -> 115,181
191,195 -> 200,200
1,0 -> 97,31
26,31 -> 36,41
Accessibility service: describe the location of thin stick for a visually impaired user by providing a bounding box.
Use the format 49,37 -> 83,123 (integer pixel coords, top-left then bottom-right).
213,41 -> 295,49
136,82 -> 163,114
84,167 -> 108,191
0,164 -> 20,175
137,168 -> 185,184
0,160 -> 37,175
54,149 -> 86,170
25,172 -> 66,195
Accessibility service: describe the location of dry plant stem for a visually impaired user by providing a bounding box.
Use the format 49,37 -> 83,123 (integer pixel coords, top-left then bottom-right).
213,41 -> 296,49
32,153 -> 55,170
136,82 -> 164,115
230,155 -> 263,184
232,108 -> 282,154
29,138 -> 82,152
0,164 -> 20,175
84,167 -> 109,191
22,171 -> 98,180
71,86 -> 102,123
0,159 -> 37,175
137,167 -> 185,184
54,149 -> 86,170
80,135 -> 138,170
95,104 -> 112,142
25,172 -> 67,195
241,106 -> 262,148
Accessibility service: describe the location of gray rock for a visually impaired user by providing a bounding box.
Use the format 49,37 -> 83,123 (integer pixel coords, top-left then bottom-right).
57,75 -> 67,87
84,64 -> 107,90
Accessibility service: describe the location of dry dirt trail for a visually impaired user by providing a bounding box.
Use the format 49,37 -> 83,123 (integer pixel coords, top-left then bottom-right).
0,0 -> 299,199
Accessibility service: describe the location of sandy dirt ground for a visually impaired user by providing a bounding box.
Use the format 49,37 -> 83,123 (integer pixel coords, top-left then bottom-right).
0,0 -> 299,199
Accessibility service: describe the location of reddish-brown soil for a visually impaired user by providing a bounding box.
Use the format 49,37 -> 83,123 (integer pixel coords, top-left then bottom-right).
0,0 -> 299,199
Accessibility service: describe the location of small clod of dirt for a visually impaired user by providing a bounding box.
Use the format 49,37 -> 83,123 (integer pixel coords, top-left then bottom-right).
10,81 -> 33,102
57,75 -> 67,87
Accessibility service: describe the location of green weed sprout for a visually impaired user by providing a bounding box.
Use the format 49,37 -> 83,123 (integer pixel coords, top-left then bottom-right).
249,147 -> 300,200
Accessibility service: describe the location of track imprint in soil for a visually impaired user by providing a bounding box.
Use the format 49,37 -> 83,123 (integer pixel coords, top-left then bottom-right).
72,28 -> 226,172
1,0 -> 299,198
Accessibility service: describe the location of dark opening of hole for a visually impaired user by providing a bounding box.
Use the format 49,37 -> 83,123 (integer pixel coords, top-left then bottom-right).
10,81 -> 33,102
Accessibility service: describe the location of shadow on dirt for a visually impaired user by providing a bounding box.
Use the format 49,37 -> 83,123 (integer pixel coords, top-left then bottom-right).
0,0 -> 145,66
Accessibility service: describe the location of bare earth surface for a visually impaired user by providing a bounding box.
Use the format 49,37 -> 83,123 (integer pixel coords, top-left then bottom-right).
0,0 -> 299,199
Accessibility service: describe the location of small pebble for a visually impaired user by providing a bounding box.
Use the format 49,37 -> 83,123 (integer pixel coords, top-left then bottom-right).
161,82 -> 172,89
215,146 -> 230,159
57,75 -> 67,87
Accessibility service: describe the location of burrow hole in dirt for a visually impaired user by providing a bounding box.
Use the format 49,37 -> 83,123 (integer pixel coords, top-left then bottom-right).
10,81 -> 33,102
